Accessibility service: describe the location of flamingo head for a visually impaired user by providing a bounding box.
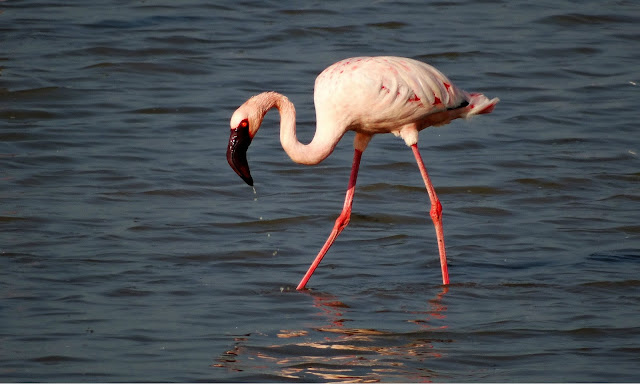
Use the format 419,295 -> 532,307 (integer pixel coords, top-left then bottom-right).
227,117 -> 254,186
227,102 -> 266,186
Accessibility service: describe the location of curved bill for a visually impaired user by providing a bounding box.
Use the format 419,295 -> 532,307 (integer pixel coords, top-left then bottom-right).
226,126 -> 254,186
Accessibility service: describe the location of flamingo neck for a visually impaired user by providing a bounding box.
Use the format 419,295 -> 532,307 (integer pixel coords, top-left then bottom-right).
256,92 -> 338,165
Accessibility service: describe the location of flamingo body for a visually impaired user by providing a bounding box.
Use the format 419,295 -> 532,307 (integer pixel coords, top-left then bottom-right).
226,56 -> 499,289
314,57 -> 465,137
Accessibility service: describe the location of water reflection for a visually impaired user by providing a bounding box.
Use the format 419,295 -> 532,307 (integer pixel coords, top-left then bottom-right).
214,287 -> 450,382
407,287 -> 449,330
311,291 -> 351,328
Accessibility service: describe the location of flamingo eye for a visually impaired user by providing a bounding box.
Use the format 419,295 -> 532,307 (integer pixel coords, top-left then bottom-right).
239,119 -> 249,129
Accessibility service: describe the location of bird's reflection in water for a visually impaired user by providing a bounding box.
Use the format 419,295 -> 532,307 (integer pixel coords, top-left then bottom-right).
214,287 -> 450,382
406,286 -> 449,330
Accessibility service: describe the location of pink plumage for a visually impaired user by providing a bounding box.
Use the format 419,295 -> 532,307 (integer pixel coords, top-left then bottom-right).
226,56 -> 499,290
314,57 -> 497,142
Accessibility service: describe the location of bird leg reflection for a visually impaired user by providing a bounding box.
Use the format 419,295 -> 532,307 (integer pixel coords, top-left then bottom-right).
408,285 -> 449,330
296,149 -> 363,290
213,287 -> 451,381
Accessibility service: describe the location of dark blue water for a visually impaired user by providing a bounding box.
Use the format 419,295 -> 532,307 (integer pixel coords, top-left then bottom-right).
2,0 -> 639,381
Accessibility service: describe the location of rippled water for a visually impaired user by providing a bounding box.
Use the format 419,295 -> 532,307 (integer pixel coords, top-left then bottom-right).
2,0 -> 640,381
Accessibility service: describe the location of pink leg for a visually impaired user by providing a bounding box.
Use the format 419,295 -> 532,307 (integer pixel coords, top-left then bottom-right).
411,144 -> 450,285
296,149 -> 363,290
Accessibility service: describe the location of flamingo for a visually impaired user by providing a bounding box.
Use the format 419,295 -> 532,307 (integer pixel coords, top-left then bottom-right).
226,56 -> 499,290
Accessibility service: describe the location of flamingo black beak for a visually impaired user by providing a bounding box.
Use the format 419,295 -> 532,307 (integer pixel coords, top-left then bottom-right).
226,124 -> 254,186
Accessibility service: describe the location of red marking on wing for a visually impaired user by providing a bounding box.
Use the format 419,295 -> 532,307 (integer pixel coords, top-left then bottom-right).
443,82 -> 451,90
432,96 -> 442,105
408,94 -> 421,102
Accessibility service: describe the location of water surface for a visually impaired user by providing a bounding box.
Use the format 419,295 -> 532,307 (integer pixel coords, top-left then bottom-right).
1,0 -> 639,381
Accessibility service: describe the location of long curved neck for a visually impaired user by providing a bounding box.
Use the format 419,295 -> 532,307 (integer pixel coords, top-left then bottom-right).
255,92 -> 340,166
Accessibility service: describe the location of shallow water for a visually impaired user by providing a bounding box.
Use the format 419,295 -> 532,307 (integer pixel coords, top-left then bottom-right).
2,0 -> 640,381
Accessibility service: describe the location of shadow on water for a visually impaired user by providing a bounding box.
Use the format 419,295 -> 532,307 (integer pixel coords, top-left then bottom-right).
214,287 -> 451,382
